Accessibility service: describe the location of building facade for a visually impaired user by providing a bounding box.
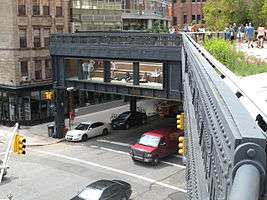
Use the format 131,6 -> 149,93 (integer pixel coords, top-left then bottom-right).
172,0 -> 205,28
0,0 -> 69,126
70,0 -> 172,32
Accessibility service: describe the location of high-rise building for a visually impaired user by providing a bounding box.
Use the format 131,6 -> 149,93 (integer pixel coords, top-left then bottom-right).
0,0 -> 69,126
70,0 -> 172,32
172,0 -> 206,28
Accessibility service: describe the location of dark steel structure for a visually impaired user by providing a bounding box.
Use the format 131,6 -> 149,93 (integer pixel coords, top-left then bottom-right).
50,32 -> 267,199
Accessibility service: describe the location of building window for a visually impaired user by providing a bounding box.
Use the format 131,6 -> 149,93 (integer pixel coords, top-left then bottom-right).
56,7 -> 63,17
183,15 -> 187,24
181,0 -> 186,2
20,61 -> 28,77
43,28 -> 50,48
192,15 -> 196,21
56,0 -> 63,17
32,0 -> 40,15
45,59 -> 52,79
42,0 -> 50,15
33,28 -> 41,48
192,0 -> 196,2
18,0 -> 26,16
197,15 -> 201,22
172,17 -> 177,26
19,29 -> 27,48
35,60 -> 42,80
56,27 -> 64,33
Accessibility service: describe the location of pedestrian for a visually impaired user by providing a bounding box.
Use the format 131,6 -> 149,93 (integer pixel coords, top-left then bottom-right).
237,24 -> 245,48
82,61 -> 89,80
233,23 -> 238,39
87,60 -> 95,80
257,25 -> 265,48
225,27 -> 231,41
245,23 -> 249,42
246,23 -> 254,48
229,25 -> 235,43
169,26 -> 175,34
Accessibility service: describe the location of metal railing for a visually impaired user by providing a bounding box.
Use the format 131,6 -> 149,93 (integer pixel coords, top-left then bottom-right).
183,33 -> 266,200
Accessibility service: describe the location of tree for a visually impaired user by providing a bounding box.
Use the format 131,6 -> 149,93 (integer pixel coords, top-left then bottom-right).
261,0 -> 267,26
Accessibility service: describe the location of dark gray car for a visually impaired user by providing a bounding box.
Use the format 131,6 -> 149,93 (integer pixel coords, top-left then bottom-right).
71,179 -> 132,200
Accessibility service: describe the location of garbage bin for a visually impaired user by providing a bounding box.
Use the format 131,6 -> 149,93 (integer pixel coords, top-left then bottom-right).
47,124 -> 55,137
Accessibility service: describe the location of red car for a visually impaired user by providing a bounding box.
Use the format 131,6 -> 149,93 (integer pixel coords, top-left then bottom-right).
129,128 -> 183,165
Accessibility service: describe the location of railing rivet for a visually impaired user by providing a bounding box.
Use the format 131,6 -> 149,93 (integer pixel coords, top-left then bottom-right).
247,148 -> 256,158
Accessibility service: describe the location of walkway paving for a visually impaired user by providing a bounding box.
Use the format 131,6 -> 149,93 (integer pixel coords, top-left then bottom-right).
236,41 -> 267,121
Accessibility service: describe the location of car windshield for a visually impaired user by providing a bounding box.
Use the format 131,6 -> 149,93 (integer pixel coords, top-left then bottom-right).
78,187 -> 103,200
138,134 -> 161,147
117,112 -> 130,120
75,123 -> 90,131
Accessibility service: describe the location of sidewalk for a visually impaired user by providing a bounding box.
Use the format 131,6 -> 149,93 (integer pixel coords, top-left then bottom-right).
0,99 -> 160,147
239,41 -> 267,63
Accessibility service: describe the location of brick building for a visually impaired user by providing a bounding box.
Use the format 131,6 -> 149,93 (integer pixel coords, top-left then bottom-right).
0,0 -> 69,126
172,0 -> 206,28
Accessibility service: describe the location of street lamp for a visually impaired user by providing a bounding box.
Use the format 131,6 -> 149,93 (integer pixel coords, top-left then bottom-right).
67,87 -> 75,130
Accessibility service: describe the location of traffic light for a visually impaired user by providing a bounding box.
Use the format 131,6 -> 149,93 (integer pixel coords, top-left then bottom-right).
178,136 -> 185,156
13,134 -> 26,155
43,91 -> 55,101
177,113 -> 184,130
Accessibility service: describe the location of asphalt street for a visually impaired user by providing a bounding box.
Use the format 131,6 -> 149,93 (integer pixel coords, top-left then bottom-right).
0,117 -> 186,200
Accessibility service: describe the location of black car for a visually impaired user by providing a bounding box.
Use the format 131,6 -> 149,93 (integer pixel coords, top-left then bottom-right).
71,179 -> 132,200
111,111 -> 147,129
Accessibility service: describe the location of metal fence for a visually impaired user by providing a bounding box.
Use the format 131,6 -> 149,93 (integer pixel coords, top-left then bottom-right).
182,33 -> 267,200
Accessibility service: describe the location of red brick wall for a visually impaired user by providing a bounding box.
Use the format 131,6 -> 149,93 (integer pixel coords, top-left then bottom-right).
172,1 -> 206,27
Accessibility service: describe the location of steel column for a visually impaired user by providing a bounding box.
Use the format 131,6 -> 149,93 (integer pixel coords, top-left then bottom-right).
133,62 -> 139,85
55,86 -> 65,138
77,59 -> 83,80
229,164 -> 261,200
130,97 -> 136,113
103,60 -> 111,82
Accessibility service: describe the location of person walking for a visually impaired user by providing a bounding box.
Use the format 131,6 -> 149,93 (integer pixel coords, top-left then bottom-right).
237,25 -> 245,48
87,60 -> 95,80
82,61 -> 89,80
246,23 -> 254,48
257,25 -> 265,48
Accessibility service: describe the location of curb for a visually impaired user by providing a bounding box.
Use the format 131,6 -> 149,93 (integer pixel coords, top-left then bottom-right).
26,138 -> 66,147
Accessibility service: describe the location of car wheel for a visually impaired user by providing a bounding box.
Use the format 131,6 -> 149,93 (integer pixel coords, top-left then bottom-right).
153,158 -> 159,166
141,118 -> 146,124
102,129 -> 108,135
82,134 -> 88,142
125,123 -> 130,129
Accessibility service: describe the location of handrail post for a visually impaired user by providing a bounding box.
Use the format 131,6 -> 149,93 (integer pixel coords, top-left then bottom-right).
229,164 -> 261,200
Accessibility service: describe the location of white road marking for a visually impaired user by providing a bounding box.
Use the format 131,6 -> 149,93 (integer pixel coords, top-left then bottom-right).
35,150 -> 187,193
97,139 -> 131,147
90,145 -> 186,169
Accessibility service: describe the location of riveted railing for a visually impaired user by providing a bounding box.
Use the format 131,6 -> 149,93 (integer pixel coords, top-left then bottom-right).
182,33 -> 266,200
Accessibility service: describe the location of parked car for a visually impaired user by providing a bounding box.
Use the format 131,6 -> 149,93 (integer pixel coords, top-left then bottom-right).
111,111 -> 147,129
71,179 -> 132,200
65,122 -> 110,142
130,128 -> 183,165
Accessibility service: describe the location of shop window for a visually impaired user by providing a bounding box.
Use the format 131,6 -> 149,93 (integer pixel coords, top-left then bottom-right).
192,15 -> 196,21
45,59 -> 52,79
43,28 -> 50,48
197,15 -> 201,22
19,29 -> 27,48
181,0 -> 186,2
18,0 -> 26,16
183,15 -> 187,24
33,28 -> 41,47
35,60 -> 42,80
32,0 -> 40,16
172,17 -> 177,26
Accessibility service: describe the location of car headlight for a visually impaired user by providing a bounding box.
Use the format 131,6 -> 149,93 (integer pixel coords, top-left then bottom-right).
129,149 -> 133,154
145,153 -> 152,158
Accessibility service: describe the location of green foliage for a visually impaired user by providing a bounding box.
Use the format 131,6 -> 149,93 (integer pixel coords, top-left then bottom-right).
261,0 -> 267,26
204,0 -> 266,30
147,20 -> 169,33
204,39 -> 267,76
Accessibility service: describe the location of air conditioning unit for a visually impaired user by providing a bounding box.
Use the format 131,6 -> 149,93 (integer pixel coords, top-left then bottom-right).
21,76 -> 29,81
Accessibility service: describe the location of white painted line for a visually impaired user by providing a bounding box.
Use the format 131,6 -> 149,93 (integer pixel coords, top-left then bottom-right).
90,145 -> 129,155
35,150 -> 187,193
97,139 -> 131,147
161,161 -> 186,169
90,145 -> 185,169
